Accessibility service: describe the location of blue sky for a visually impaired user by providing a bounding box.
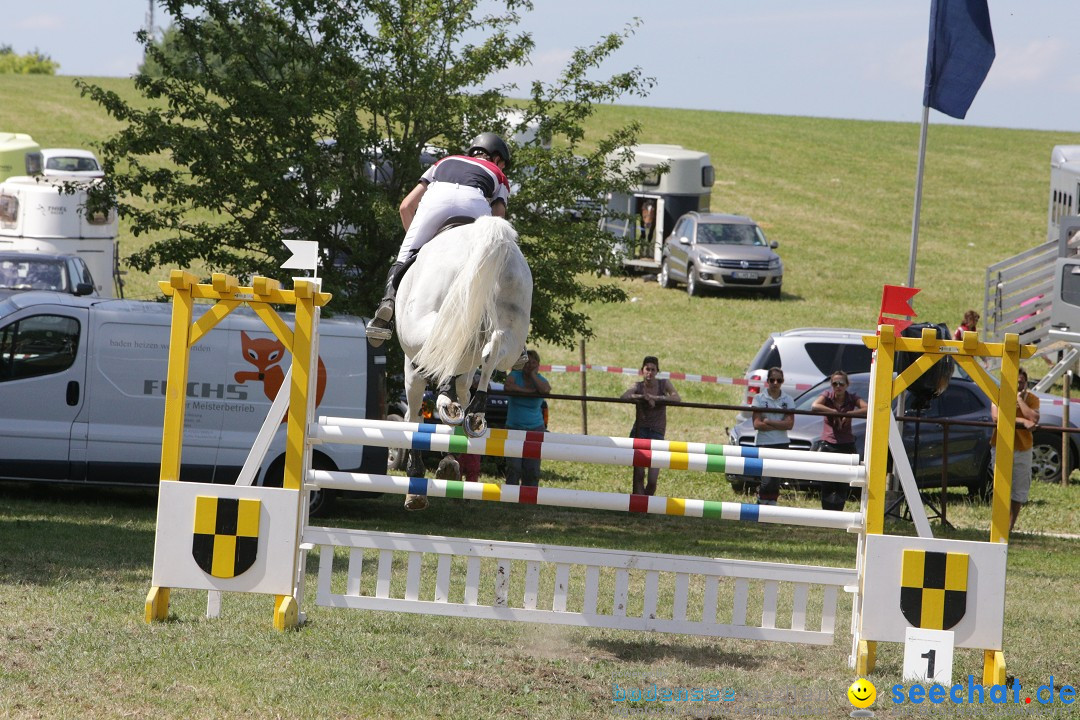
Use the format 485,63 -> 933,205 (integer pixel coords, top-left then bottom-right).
7,1 -> 1080,132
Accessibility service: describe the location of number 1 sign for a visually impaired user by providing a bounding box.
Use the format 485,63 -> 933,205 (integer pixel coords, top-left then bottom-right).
903,627 -> 955,686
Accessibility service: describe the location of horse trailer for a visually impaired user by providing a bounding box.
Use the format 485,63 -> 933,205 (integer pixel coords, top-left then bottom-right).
0,175 -> 121,297
603,144 -> 713,272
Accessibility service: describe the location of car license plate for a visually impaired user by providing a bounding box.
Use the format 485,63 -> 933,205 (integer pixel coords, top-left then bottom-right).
733,271 -> 758,279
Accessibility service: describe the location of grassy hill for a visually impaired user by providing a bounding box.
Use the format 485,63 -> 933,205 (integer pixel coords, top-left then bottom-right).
4,73 -> 1080,438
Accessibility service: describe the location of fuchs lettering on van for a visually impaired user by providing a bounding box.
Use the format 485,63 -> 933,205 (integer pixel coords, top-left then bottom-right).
0,290 -> 387,515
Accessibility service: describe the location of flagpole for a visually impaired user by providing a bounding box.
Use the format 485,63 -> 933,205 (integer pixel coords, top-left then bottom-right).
907,104 -> 930,289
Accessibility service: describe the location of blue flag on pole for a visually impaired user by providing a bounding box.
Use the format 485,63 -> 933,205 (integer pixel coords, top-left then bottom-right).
923,0 -> 995,119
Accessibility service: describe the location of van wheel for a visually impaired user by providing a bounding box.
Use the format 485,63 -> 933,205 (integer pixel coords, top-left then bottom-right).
386,414 -> 408,471
260,454 -> 336,517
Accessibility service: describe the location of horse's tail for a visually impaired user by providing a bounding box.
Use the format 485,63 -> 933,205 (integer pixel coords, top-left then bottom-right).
411,215 -> 519,385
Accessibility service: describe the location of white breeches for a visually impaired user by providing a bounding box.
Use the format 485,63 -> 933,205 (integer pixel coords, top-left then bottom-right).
395,183 -> 493,263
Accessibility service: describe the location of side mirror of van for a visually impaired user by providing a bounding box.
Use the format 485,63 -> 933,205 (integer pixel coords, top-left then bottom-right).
770,240 -> 779,249
74,282 -> 95,296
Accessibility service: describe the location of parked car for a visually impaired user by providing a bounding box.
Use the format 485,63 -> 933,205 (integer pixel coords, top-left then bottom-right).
39,148 -> 104,179
0,251 -> 97,298
740,327 -> 874,419
659,212 -> 782,298
727,372 -> 1080,497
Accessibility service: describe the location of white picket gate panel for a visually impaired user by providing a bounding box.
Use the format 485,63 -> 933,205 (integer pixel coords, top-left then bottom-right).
305,526 -> 856,645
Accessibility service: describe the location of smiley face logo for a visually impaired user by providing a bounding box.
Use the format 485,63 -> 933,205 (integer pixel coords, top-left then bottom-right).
848,678 -> 876,709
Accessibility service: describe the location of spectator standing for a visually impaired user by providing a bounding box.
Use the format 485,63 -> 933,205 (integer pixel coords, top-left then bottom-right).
811,370 -> 868,510
621,356 -> 681,496
954,309 -> 980,340
504,350 -> 550,487
752,367 -> 795,505
990,368 -> 1040,532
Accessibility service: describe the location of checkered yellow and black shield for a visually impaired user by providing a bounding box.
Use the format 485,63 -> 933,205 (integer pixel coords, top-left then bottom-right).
900,549 -> 968,630
192,496 -> 260,578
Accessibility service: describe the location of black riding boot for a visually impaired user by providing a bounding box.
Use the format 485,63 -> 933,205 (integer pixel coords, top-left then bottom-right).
365,262 -> 404,346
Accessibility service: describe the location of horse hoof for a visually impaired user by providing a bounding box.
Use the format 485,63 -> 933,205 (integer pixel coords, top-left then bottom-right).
404,494 -> 428,511
464,414 -> 487,438
438,403 -> 463,425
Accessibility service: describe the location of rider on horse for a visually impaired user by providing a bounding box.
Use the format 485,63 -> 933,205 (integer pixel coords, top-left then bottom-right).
366,132 -> 519,359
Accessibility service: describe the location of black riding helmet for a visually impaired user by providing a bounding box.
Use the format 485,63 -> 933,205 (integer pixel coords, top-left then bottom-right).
467,132 -> 511,169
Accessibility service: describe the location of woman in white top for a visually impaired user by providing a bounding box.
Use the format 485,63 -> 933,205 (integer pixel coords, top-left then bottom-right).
751,367 -> 794,505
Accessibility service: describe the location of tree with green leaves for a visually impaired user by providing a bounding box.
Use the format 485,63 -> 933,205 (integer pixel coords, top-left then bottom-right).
0,45 -> 58,74
77,0 -> 651,349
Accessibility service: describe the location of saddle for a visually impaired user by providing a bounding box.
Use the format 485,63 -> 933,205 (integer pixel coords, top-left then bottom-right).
397,216 -> 478,285
434,215 -> 477,237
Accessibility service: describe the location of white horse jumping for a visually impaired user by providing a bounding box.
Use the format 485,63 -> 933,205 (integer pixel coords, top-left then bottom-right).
395,215 -> 533,509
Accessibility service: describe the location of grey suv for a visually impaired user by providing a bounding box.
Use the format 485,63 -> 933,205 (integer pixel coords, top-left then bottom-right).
659,212 -> 783,297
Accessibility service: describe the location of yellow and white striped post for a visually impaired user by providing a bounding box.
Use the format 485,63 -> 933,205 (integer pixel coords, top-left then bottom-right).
145,272 -> 330,629
857,326 -> 1032,683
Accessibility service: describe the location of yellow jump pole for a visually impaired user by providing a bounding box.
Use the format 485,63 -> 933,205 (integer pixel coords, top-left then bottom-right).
982,333 -> 1021,685
854,323 -> 897,675
145,270 -> 198,623
273,278 -> 318,630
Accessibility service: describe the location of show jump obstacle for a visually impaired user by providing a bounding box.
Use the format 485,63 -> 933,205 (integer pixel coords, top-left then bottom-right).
147,273 -> 1029,684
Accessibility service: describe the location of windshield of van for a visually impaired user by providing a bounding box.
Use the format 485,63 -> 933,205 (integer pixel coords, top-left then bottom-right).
0,258 -> 69,292
697,223 -> 767,246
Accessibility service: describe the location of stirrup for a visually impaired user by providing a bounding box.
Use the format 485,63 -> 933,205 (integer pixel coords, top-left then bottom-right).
511,348 -> 529,371
365,317 -> 393,346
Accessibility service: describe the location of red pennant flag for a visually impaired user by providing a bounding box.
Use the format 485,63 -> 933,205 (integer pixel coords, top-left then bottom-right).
881,285 -> 920,316
879,285 -> 920,334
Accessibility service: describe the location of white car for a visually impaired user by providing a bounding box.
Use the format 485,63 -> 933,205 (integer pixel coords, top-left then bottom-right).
740,327 -> 873,418
39,148 -> 104,178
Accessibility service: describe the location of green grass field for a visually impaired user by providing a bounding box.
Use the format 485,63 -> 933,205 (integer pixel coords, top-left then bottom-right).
1,75 -> 1079,719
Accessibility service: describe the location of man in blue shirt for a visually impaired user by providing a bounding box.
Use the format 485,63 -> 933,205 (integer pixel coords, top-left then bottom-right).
504,349 -> 550,487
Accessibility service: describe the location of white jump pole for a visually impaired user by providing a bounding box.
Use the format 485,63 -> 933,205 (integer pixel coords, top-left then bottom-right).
311,424 -> 864,486
309,471 -> 864,531
317,416 -> 860,467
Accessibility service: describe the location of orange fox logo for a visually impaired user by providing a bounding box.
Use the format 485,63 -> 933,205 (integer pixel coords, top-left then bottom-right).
234,331 -> 327,412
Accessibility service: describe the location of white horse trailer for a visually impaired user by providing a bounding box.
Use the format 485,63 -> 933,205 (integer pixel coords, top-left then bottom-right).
603,144 -> 713,272
1048,145 -> 1080,243
0,175 -> 120,297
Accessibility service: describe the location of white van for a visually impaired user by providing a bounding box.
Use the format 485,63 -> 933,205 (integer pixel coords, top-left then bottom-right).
0,291 -> 388,514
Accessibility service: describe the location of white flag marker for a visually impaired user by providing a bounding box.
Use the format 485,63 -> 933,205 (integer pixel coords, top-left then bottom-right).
281,239 -> 319,276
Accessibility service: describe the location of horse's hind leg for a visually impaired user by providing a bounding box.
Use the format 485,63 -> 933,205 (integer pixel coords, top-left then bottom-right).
462,334 -> 507,437
402,360 -> 429,511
